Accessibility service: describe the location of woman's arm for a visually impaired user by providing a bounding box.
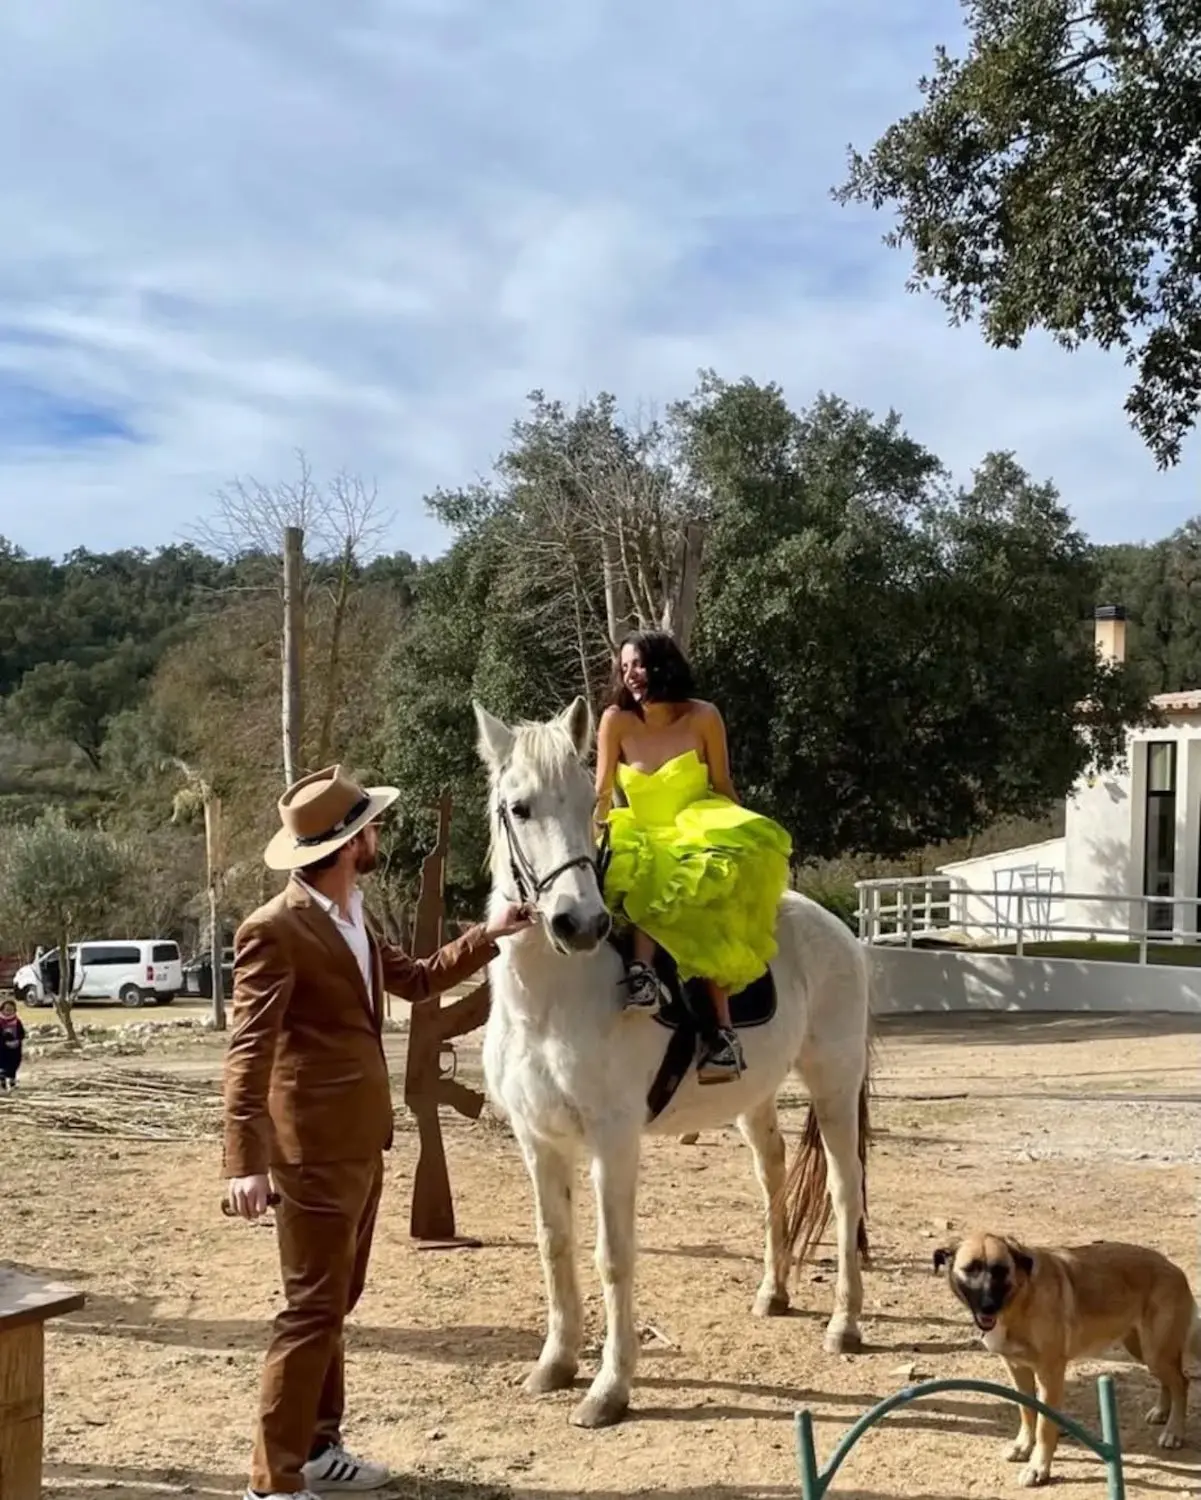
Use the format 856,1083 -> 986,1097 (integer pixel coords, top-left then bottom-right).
594,706 -> 622,827
700,702 -> 739,803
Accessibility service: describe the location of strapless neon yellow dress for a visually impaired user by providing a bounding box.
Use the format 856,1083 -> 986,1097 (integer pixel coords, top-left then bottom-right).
602,749 -> 792,993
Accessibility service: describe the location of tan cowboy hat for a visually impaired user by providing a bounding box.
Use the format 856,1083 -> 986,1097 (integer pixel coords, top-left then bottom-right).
263,764 -> 400,871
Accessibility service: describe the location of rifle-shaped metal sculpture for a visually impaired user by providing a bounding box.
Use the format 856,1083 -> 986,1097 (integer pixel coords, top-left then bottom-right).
402,788 -> 490,1248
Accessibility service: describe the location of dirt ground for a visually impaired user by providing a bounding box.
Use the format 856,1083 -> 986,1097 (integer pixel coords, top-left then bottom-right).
4,1011 -> 1200,1500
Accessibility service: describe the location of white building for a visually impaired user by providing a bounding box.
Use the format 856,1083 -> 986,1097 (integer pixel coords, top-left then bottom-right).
932,606 -> 1201,944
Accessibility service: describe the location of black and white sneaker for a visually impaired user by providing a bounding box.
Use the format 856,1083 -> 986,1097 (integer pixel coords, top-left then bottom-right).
623,961 -> 668,1011
698,1028 -> 744,1085
301,1445 -> 391,1492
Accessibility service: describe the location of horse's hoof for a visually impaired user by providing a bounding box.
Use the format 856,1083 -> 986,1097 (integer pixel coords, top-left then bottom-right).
523,1359 -> 578,1396
823,1324 -> 863,1354
752,1290 -> 790,1318
570,1389 -> 629,1428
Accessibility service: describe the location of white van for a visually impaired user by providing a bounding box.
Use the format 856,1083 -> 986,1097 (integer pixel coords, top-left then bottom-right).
15,940 -> 183,1008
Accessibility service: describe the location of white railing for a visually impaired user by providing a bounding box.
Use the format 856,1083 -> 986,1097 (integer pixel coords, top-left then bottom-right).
855,875 -> 1201,965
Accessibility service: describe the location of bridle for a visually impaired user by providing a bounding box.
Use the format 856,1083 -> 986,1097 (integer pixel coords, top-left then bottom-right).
496,797 -> 611,910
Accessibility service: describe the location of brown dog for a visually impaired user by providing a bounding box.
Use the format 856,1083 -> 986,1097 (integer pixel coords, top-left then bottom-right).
934,1232 -> 1200,1487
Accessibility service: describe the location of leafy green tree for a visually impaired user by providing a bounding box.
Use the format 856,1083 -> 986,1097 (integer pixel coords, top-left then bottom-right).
0,812 -> 132,1041
5,642 -> 153,769
678,377 -> 1150,857
377,375 -> 1151,889
375,541 -> 567,914
1095,524 -> 1201,693
836,0 -> 1201,465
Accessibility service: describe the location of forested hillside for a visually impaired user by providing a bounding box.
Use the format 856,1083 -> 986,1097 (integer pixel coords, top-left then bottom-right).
0,377 -> 1186,949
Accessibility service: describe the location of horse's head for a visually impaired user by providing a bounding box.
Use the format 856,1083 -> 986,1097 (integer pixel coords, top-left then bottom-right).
473,696 -> 612,955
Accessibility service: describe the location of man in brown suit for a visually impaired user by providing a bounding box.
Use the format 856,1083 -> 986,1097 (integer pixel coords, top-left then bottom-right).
224,764 -> 531,1498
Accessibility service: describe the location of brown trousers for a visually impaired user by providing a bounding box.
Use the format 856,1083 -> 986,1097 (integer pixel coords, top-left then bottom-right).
250,1155 -> 384,1494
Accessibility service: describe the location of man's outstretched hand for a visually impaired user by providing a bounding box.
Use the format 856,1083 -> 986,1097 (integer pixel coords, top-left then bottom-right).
485,902 -> 538,940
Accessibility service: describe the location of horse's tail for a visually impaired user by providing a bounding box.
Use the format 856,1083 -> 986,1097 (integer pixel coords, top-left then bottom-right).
778,1052 -> 872,1277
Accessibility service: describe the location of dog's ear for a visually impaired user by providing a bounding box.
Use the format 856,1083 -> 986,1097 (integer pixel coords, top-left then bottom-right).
933,1246 -> 952,1272
1007,1241 -> 1035,1277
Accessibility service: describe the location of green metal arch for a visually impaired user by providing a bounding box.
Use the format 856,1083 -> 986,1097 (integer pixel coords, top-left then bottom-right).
794,1373 -> 1124,1499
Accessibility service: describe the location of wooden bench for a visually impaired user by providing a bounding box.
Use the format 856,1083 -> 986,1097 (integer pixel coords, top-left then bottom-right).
0,1266 -> 85,1500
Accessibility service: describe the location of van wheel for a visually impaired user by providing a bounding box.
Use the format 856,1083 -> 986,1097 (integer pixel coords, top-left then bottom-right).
119,985 -> 144,1008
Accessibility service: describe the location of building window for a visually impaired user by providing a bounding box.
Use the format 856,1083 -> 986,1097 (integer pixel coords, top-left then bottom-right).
1143,741 -> 1176,934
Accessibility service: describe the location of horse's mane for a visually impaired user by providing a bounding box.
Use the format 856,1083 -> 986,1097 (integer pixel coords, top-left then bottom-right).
504,717 -> 585,783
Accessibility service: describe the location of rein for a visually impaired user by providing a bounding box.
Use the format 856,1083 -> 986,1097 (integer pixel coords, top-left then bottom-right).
497,799 -> 611,909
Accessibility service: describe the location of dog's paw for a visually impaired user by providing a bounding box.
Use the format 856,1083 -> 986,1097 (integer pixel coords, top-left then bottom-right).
1145,1402 -> 1170,1427
1005,1439 -> 1035,1464
1156,1429 -> 1184,1451
1018,1461 -> 1051,1488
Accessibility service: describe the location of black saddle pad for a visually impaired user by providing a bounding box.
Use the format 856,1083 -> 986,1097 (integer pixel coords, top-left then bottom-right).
608,928 -> 776,1033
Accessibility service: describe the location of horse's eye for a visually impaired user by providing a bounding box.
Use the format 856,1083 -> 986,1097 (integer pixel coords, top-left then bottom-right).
510,801 -> 531,821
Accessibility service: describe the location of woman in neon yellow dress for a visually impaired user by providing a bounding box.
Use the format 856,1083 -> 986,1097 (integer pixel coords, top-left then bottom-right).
594,629 -> 792,1084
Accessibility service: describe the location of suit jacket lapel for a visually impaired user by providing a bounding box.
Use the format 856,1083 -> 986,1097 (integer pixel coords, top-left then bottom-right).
286,878 -> 376,1022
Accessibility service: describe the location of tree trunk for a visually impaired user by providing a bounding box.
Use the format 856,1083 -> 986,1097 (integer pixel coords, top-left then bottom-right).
54,926 -> 77,1045
315,537 -> 354,767
601,531 -> 633,646
662,520 -> 706,653
204,795 -> 226,1032
282,524 -> 305,784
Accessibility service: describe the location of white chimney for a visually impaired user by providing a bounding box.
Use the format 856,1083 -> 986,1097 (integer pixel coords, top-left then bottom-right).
1094,604 -> 1127,664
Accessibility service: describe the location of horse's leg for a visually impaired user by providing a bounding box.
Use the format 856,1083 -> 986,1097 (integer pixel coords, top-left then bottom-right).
810,1083 -> 865,1353
571,1134 -> 640,1428
738,1097 -> 790,1317
517,1130 -> 583,1394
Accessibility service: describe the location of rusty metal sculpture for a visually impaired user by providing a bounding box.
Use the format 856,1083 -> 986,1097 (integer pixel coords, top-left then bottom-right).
402,789 -> 490,1248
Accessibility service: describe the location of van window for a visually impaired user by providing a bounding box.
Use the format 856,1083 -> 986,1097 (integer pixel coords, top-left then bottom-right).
152,943 -> 180,963
80,945 -> 141,966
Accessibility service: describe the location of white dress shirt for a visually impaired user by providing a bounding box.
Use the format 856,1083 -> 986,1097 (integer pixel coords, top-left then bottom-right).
296,876 -> 373,998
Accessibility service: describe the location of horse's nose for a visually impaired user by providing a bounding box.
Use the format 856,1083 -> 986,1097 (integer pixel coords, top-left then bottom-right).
550,911 -> 579,945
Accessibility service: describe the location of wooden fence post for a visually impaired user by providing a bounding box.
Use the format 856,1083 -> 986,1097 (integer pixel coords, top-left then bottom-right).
402,789 -> 490,1248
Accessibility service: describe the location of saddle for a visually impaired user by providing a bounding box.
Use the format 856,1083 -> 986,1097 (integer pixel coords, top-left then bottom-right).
606,928 -> 777,1122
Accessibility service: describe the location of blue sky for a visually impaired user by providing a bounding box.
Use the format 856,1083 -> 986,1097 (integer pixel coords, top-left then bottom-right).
0,0 -> 1194,562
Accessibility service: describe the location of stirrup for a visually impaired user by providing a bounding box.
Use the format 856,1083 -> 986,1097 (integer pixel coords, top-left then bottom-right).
698,1028 -> 744,1085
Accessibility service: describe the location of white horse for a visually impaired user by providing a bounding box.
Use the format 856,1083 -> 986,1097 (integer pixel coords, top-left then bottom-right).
473,696 -> 872,1429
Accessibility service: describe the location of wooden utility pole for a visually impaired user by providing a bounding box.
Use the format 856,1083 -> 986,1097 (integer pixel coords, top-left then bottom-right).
282,524 -> 304,784
403,790 -> 490,1248
203,793 -> 226,1032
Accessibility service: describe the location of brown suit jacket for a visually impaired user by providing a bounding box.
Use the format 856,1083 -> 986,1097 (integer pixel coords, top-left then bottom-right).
222,877 -> 497,1177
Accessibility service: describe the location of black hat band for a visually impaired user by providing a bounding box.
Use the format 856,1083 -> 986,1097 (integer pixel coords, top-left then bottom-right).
293,793 -> 372,848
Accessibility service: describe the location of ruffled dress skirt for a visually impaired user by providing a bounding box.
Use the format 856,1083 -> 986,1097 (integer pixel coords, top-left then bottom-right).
602,749 -> 792,993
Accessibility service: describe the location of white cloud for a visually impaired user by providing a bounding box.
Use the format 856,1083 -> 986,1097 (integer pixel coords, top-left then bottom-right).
0,0 -> 1193,561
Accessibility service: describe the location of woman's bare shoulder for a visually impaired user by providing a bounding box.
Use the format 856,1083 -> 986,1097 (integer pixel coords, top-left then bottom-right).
598,705 -> 635,741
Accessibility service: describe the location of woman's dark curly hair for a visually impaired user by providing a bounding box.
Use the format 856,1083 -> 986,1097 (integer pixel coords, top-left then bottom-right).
606,629 -> 696,715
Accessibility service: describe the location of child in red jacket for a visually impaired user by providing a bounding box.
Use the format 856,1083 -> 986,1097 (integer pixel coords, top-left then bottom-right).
0,998 -> 25,1089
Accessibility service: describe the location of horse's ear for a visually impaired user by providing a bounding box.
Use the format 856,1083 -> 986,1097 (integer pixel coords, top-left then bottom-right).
473,701 -> 515,770
559,695 -> 594,758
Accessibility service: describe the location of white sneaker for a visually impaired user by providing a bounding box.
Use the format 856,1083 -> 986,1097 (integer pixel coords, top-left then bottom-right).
301,1445 -> 391,1492
244,1491 -> 319,1499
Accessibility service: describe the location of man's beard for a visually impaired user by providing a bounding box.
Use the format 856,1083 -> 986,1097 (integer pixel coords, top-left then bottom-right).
354,845 -> 379,875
